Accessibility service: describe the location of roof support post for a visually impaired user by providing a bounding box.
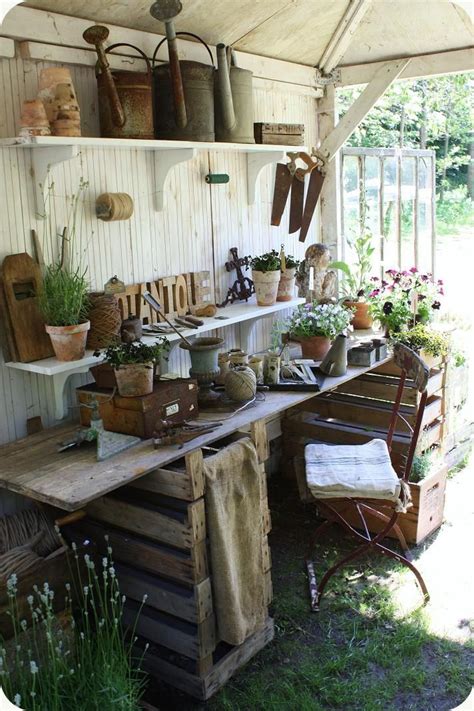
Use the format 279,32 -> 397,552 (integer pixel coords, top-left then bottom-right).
318,85 -> 342,258
321,58 -> 411,162
318,0 -> 373,75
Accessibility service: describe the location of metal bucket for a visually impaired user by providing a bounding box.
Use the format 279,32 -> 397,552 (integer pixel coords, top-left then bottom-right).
215,46 -> 254,144
97,43 -> 154,139
152,32 -> 215,142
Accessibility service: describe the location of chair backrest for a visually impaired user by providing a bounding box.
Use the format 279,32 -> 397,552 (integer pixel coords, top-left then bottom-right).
386,343 -> 430,481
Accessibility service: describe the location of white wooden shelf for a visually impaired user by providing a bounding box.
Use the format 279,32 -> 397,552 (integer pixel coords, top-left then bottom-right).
5,297 -> 304,420
0,136 -> 305,213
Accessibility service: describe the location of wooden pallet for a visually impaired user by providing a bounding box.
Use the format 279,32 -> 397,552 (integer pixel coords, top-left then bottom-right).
65,419 -> 273,700
282,357 -> 448,544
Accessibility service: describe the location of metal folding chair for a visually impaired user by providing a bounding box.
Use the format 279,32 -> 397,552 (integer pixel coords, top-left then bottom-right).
296,343 -> 431,611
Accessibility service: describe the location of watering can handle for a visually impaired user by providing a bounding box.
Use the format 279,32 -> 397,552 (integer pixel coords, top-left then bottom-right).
104,43 -> 153,76
152,31 -> 215,67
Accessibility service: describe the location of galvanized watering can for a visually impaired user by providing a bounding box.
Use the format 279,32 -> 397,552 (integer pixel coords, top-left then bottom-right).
150,0 -> 215,142
83,25 -> 154,140
215,44 -> 254,144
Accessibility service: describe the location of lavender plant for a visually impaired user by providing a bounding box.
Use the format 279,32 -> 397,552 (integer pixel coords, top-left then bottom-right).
0,541 -> 147,711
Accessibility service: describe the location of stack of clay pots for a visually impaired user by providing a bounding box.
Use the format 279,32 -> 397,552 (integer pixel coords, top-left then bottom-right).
18,67 -> 81,138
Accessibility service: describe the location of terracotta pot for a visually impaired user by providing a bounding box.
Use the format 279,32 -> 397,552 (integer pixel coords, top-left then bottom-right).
38,67 -> 76,122
19,99 -> 51,137
114,362 -> 154,397
344,300 -> 373,330
300,335 -> 331,360
277,267 -> 296,302
252,270 -> 281,306
45,321 -> 90,362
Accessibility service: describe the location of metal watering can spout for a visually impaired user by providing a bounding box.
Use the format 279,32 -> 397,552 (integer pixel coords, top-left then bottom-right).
319,334 -> 348,377
216,43 -> 236,132
83,25 -> 126,128
150,0 -> 187,129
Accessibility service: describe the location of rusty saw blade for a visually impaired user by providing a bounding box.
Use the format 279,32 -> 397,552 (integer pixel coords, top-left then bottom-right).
299,168 -> 325,243
271,162 -> 293,226
289,168 -> 305,234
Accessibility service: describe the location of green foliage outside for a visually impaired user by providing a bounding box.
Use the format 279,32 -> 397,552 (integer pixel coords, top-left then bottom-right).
338,74 -> 473,234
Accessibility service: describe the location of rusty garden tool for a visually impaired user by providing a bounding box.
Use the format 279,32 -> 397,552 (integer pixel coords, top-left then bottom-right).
219,247 -> 255,307
143,290 -> 193,347
288,153 -> 316,234
271,153 -> 298,226
299,151 -> 327,243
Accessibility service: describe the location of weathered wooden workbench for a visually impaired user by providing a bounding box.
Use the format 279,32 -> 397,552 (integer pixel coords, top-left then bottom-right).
0,359 -> 389,700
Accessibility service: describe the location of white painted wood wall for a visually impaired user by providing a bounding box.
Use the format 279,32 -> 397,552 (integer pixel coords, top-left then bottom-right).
0,51 -> 319,488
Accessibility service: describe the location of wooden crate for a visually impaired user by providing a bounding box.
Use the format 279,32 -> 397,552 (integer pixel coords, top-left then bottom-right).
329,465 -> 448,545
65,419 -> 273,700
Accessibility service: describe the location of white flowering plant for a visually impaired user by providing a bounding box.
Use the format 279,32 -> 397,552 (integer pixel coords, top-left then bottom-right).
0,539 -> 147,710
287,301 -> 354,340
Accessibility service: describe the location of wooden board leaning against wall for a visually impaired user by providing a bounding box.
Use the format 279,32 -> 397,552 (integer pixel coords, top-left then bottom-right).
0,37 -> 319,458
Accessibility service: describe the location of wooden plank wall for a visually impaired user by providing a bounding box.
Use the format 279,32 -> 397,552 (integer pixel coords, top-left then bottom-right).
0,54 -> 319,463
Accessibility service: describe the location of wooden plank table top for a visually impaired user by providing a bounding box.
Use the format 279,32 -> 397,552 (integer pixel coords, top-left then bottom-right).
0,358 -> 390,512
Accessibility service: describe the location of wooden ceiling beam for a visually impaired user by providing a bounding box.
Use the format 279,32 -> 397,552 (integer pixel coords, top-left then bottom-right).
318,0 -> 372,74
321,58 -> 410,161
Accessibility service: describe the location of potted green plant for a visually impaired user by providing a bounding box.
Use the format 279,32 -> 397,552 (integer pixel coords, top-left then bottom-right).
331,234 -> 375,329
368,268 -> 443,336
39,264 -> 90,361
99,339 -> 169,397
286,301 -> 354,359
393,323 -> 449,369
250,250 -> 281,306
277,249 -> 300,302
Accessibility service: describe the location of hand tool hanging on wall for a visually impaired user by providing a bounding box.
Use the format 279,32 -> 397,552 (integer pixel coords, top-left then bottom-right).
298,150 -> 327,243
271,152 -> 298,226
288,152 -> 317,234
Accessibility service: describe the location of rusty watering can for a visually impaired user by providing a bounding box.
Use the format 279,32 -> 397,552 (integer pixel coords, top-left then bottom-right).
83,25 -> 154,140
150,0 -> 215,141
215,44 -> 254,144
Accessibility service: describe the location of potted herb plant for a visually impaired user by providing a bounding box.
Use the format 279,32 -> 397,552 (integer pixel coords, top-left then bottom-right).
277,249 -> 300,302
394,323 -> 449,369
331,234 -> 375,329
39,264 -> 90,361
99,339 -> 169,397
368,268 -> 443,336
286,301 -> 353,360
250,250 -> 281,306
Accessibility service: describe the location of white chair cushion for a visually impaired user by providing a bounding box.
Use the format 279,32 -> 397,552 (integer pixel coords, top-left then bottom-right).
305,438 -> 401,502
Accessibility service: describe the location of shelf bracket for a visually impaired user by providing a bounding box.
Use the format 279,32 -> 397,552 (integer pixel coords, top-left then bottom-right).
31,145 -> 79,218
247,150 -> 285,205
154,148 -> 195,211
52,364 -> 93,420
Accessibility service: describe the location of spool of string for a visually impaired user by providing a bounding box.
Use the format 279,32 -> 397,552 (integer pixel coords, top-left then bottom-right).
96,192 -> 134,221
87,292 -> 122,349
225,366 -> 257,402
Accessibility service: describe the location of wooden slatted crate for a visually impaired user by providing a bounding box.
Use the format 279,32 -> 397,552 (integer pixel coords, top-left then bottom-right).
65,418 -> 273,701
282,357 -> 448,544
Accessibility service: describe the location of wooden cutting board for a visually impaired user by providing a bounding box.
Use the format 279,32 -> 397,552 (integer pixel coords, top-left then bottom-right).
1,252 -> 54,362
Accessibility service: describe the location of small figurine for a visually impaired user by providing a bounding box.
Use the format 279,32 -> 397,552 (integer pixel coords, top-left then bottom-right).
296,243 -> 337,303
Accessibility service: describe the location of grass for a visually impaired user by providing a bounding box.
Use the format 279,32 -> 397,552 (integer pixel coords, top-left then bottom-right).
205,480 -> 474,711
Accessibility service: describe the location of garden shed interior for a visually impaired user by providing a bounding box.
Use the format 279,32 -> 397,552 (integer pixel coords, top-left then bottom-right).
0,0 -> 472,707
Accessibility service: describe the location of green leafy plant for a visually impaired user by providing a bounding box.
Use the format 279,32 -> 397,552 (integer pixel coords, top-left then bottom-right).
250,250 -> 281,272
1,544 -> 147,710
394,324 -> 449,358
287,302 -> 354,340
409,451 -> 433,483
331,234 -> 375,301
38,264 -> 89,326
284,254 -> 300,270
98,340 -> 169,368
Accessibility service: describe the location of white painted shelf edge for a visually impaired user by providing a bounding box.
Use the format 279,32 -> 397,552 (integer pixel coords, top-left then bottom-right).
0,136 -> 307,213
5,297 -> 304,420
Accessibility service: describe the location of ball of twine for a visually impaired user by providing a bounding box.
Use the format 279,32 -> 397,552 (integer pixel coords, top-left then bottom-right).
225,366 -> 257,402
87,292 -> 122,349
